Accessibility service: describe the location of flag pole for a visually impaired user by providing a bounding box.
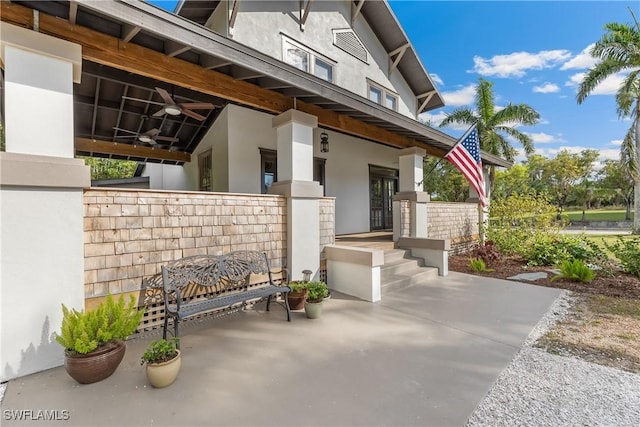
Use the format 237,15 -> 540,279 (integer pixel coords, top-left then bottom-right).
419,124 -> 477,186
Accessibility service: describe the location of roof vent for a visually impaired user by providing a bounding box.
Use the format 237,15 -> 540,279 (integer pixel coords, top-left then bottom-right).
333,29 -> 368,63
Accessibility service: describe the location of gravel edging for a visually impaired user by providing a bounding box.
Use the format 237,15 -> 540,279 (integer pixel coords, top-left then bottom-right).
466,291 -> 640,427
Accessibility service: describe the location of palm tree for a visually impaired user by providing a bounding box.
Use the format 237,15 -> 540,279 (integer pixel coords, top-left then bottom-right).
577,9 -> 640,233
439,78 -> 540,191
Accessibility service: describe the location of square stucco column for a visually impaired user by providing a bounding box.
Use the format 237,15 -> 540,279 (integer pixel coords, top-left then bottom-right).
0,24 -> 88,381
393,148 -> 429,240
270,110 -> 323,280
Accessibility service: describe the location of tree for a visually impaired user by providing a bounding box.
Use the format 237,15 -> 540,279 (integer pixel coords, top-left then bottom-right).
598,159 -> 635,220
493,164 -> 532,200
439,78 -> 540,190
422,157 -> 469,202
83,157 -> 138,181
577,9 -> 640,232
541,149 -> 599,219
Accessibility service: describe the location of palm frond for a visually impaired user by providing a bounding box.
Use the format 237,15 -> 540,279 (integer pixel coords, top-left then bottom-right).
493,104 -> 540,126
476,79 -> 495,124
615,70 -> 640,118
495,126 -> 534,157
577,59 -> 629,104
621,123 -> 639,180
438,108 -> 477,128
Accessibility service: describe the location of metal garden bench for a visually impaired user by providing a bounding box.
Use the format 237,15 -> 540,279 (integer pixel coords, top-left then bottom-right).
156,251 -> 291,346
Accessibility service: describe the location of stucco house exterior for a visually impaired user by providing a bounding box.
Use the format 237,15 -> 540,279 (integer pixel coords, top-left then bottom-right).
0,0 -> 510,381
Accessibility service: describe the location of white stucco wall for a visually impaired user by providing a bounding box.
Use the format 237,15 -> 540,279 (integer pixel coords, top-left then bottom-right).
142,163 -> 189,191
1,188 -> 85,381
225,0 -> 418,118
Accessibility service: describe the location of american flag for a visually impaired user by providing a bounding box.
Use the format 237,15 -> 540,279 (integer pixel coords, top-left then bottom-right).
444,125 -> 488,207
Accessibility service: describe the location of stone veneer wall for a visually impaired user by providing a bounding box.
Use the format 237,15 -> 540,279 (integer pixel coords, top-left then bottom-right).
83,189 -> 288,308
320,198 -> 336,251
426,202 -> 480,254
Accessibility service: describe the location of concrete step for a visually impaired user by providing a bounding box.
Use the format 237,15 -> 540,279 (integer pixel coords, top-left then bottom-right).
381,266 -> 439,291
380,248 -> 438,291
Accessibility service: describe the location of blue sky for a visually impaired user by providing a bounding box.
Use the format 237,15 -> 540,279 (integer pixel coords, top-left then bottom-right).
388,1 -> 636,165
149,1 -> 635,165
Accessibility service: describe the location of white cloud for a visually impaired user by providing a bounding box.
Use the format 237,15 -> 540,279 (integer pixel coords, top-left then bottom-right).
419,111 -> 470,131
566,72 -> 625,95
526,132 -> 563,144
534,146 -> 619,165
560,44 -> 598,70
610,139 -> 623,146
532,82 -> 560,93
430,73 -> 444,87
441,84 -> 476,106
470,50 -> 572,78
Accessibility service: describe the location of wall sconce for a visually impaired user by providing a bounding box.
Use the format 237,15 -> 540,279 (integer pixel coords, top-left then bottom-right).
320,130 -> 329,153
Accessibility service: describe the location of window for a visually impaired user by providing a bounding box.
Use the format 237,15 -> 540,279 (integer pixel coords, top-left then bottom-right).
198,149 -> 212,191
260,149 -> 326,195
368,81 -> 398,111
282,37 -> 335,83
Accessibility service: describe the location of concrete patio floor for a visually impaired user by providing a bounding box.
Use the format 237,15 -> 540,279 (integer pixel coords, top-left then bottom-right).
1,272 -> 560,427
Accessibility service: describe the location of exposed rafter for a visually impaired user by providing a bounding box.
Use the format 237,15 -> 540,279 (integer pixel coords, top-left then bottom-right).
228,0 -> 239,34
68,0 -> 78,24
121,23 -> 141,43
388,43 -> 409,75
299,0 -> 314,31
417,91 -> 436,114
164,40 -> 191,57
351,0 -> 365,26
200,56 -> 232,70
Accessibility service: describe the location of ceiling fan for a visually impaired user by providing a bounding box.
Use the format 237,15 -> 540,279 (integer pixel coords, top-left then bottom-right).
123,87 -> 214,121
113,127 -> 179,146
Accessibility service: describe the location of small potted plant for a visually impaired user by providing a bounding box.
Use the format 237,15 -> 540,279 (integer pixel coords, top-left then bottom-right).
304,281 -> 329,319
141,337 -> 181,388
56,294 -> 145,384
287,281 -> 309,310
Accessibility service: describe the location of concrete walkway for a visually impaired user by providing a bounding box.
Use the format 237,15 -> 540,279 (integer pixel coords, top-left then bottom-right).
1,272 -> 560,427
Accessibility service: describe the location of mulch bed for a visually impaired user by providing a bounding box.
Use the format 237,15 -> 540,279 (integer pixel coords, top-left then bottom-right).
448,254 -> 640,299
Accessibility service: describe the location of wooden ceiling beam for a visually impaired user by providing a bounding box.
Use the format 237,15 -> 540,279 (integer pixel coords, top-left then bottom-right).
1,2 -> 439,155
75,138 -> 191,163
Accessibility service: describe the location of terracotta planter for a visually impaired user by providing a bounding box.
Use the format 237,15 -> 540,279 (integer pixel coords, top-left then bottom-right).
64,340 -> 126,384
287,289 -> 308,310
304,301 -> 323,319
145,350 -> 182,388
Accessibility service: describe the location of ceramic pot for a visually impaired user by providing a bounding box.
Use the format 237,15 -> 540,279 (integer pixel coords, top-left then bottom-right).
64,340 -> 126,384
145,350 -> 182,388
304,301 -> 323,319
287,289 -> 308,310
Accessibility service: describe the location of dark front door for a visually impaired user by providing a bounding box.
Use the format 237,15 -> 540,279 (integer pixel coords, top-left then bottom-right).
369,167 -> 398,230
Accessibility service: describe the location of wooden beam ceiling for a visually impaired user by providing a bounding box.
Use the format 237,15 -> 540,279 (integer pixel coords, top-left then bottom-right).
75,138 -> 191,163
1,2 -> 447,159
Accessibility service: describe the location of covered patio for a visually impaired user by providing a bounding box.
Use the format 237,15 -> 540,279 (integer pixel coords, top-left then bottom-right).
1,273 -> 561,426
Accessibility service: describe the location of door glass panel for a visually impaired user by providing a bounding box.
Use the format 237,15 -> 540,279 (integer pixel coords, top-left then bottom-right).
314,58 -> 333,82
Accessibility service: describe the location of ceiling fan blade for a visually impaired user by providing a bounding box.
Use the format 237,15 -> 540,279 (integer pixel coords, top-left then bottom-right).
113,135 -> 138,139
155,136 -> 179,142
143,128 -> 161,137
181,108 -> 206,121
122,96 -> 165,106
179,102 -> 214,110
112,127 -> 138,135
155,87 -> 175,105
151,108 -> 166,117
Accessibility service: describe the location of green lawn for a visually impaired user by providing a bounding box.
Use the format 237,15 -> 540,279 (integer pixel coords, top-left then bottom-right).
583,234 -> 637,257
563,209 -> 634,222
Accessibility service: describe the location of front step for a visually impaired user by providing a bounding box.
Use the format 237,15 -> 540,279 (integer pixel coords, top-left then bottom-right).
381,249 -> 439,290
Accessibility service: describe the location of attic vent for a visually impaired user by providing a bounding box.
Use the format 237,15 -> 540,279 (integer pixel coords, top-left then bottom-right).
333,29 -> 368,63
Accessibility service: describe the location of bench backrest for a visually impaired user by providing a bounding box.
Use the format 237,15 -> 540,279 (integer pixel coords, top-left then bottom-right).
161,251 -> 272,294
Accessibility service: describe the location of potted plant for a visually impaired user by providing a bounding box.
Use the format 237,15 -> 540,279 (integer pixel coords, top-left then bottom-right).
287,281 -> 309,310
55,294 -> 145,384
304,281 -> 329,319
141,338 -> 181,388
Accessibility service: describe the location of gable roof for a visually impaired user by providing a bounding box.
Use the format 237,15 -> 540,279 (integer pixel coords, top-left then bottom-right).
2,0 -> 510,168
174,0 -> 444,113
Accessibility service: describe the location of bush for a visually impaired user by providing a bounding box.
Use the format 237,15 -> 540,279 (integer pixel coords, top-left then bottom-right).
56,294 -> 145,355
520,233 -> 605,267
305,281 -> 328,303
551,259 -> 596,283
141,338 -> 179,365
471,241 -> 501,265
469,257 -> 493,272
605,236 -> 640,277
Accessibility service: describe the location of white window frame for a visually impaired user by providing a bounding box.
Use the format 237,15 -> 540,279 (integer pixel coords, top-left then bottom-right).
282,36 -> 336,83
367,80 -> 399,111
